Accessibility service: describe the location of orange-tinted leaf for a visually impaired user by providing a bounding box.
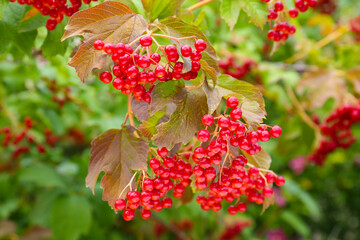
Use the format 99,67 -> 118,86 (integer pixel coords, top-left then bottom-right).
297,69 -> 347,109
86,126 -> 149,209
61,1 -> 147,82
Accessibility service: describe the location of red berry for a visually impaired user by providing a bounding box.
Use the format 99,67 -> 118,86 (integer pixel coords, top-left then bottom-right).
270,125 -> 282,138
114,199 -> 126,210
103,42 -> 114,54
194,39 -> 207,52
155,65 -> 166,78
228,205 -> 237,215
163,197 -> 173,208
150,53 -> 161,64
226,97 -> 239,108
165,45 -> 178,56
274,1 -> 284,12
288,8 -> 299,18
237,202 -> 247,213
126,191 -> 140,203
230,108 -> 242,120
157,147 -> 168,157
181,45 -> 192,57
123,209 -> 135,221
275,176 -> 285,186
139,35 -> 153,47
218,117 -> 230,128
202,114 -> 214,126
93,40 -> 104,50
100,71 -> 113,84
263,187 -> 273,197
197,129 -> 210,142
141,209 -> 151,219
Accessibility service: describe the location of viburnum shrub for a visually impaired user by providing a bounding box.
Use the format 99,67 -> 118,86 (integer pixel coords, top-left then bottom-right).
9,0 -> 97,30
309,102 -> 360,165
60,1 -> 289,221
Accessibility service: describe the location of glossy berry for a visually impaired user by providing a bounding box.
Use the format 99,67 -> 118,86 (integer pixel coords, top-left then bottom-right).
93,40 -> 104,50
123,209 -> 135,221
181,45 -> 192,57
141,209 -> 151,219
275,176 -> 285,186
157,147 -> 168,157
197,129 -> 210,142
274,1 -> 284,11
226,97 -> 239,108
288,8 -> 299,18
202,114 -> 214,126
194,39 -> 207,52
100,72 -> 112,84
114,199 -> 126,210
237,202 -> 247,213
139,35 -> 152,47
270,125 -> 282,138
228,205 -> 237,215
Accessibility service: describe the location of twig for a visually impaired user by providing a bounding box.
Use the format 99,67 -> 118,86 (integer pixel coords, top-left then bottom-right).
188,0 -> 215,12
127,95 -> 135,127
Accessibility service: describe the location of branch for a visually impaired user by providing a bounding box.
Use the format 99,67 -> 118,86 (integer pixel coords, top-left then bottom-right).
188,0 -> 215,12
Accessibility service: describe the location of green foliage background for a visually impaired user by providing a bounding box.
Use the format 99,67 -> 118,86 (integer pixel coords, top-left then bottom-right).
1,0 -> 360,239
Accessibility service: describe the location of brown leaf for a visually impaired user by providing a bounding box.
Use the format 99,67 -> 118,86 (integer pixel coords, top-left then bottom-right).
61,1 -> 147,82
86,126 -> 149,208
297,69 -> 347,109
261,194 -> 275,214
202,78 -> 222,114
20,226 -> 52,240
0,220 -> 16,238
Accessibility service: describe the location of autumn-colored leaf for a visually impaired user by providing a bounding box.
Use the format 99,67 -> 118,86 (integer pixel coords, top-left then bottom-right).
202,78 -> 222,114
138,107 -> 167,140
297,69 -> 347,109
261,195 -> 275,214
242,148 -> 271,170
86,126 -> 149,208
61,1 -> 147,82
150,80 -> 208,149
216,74 -> 266,128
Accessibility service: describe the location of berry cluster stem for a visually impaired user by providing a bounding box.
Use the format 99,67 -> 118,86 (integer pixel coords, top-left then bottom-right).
188,0 -> 215,12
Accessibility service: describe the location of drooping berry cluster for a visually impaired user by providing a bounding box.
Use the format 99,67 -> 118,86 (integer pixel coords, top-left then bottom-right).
350,16 -> 360,42
114,147 -> 193,221
0,117 -> 54,172
9,0 -> 97,30
190,96 -> 284,213
219,56 -> 256,79
309,102 -> 360,165
262,0 -> 318,42
93,36 -> 207,103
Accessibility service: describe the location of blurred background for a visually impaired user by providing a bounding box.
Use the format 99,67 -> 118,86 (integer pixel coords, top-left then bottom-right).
1,0 -> 360,239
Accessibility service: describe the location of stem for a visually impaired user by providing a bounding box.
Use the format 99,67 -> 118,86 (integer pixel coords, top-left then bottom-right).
286,25 -> 351,64
127,95 -> 135,127
219,144 -> 230,184
185,84 -> 202,89
151,34 -> 196,44
118,171 -> 138,199
188,0 -> 215,12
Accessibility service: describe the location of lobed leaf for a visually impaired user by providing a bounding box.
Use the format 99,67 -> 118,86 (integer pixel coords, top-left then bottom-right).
86,126 -> 149,208
238,0 -> 268,28
150,80 -> 208,149
61,1 -> 147,82
220,0 -> 242,30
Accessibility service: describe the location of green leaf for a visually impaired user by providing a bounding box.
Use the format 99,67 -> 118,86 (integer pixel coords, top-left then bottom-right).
50,195 -> 92,240
283,179 -> 321,220
242,148 -> 271,170
150,80 -> 208,149
13,30 -> 37,55
0,4 -> 29,53
42,21 -> 69,57
216,74 -> 266,128
142,0 -> 184,21
238,0 -> 268,28
220,0 -> 242,30
18,164 -> 66,188
19,13 -> 47,32
86,126 -> 149,208
138,107 -> 167,140
30,190 -> 63,226
281,211 -> 311,238
0,0 -> 9,20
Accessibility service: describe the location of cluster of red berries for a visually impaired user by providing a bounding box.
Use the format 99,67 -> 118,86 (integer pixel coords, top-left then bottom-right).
0,118 -> 51,172
350,16 -> 360,42
9,0 -> 97,30
309,103 -> 360,165
219,221 -> 251,240
190,96 -> 284,213
93,36 -> 207,103
218,56 -> 256,79
261,0 -> 317,42
114,147 -> 193,221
